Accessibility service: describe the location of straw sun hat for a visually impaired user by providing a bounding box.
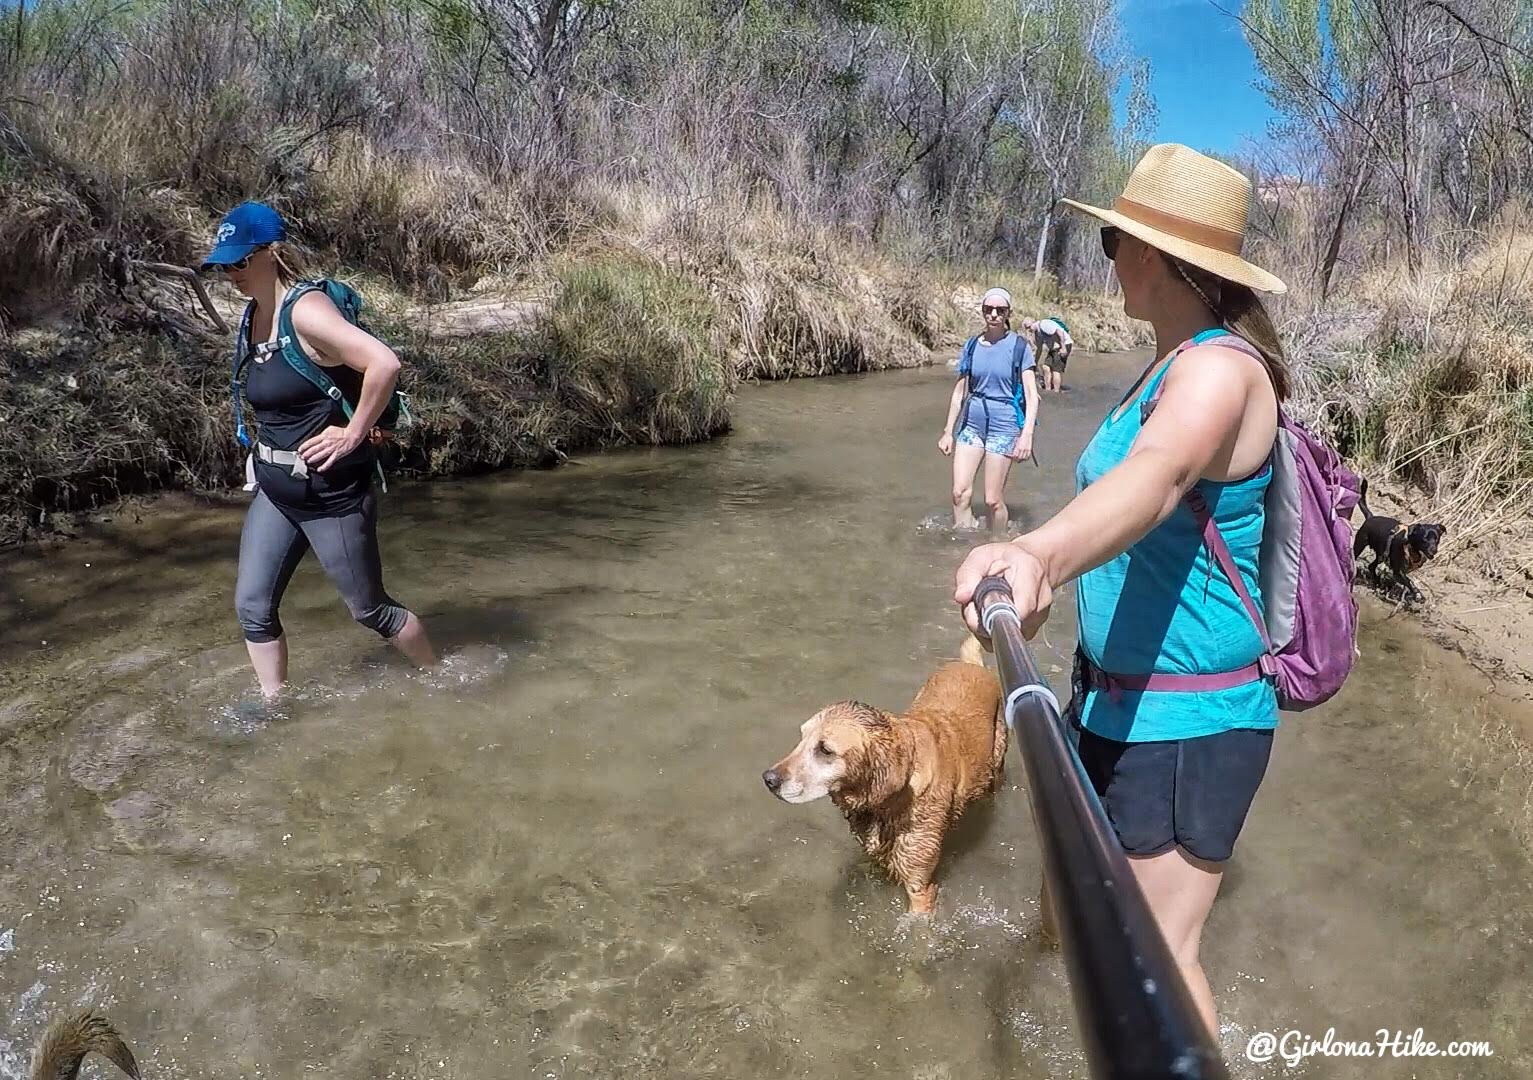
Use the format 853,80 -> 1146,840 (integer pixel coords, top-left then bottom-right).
1058,143 -> 1287,295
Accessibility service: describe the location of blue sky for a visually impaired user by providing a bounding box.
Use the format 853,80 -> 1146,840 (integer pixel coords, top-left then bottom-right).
1115,0 -> 1278,155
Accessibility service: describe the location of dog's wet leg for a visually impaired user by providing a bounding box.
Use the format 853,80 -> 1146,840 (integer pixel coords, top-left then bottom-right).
906,880 -> 938,914
895,826 -> 945,915
991,710 -> 1008,783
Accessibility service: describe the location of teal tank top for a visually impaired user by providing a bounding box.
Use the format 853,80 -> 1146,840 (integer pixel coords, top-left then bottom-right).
1074,330 -> 1279,743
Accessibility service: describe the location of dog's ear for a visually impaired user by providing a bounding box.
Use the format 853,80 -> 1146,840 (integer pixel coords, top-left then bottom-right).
840,723 -> 916,808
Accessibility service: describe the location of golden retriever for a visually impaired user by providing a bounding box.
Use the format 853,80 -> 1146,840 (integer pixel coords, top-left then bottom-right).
763,635 -> 1006,913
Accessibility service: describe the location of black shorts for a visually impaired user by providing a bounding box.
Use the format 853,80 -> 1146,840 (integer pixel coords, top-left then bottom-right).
1037,335 -> 1069,370
1070,719 -> 1273,862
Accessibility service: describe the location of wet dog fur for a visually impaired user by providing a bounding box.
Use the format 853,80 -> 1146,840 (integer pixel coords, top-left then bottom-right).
29,1009 -> 140,1080
1352,478 -> 1446,604
762,635 -> 1006,914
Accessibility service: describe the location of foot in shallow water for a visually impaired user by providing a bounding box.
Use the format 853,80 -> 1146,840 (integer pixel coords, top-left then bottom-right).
212,694 -> 292,735
413,644 -> 511,690
916,514 -> 986,534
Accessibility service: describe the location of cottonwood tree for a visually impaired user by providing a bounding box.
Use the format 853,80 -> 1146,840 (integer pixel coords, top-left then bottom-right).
1241,0 -> 1533,287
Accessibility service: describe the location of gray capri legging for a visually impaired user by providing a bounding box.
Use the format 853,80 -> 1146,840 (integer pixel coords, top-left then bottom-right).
235,489 -> 409,643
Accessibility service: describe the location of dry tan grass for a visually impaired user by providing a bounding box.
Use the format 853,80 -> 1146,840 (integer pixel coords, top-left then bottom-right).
0,93 -> 1149,545
1286,223 -> 1533,554
937,268 -> 1153,356
616,194 -> 953,379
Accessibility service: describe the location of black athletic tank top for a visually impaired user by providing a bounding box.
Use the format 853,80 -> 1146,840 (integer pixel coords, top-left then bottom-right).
244,339 -> 374,518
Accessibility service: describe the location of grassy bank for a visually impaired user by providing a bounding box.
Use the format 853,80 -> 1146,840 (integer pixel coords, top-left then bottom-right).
1279,223 -> 1533,551
0,0 -> 1154,546
1,122 -> 1140,546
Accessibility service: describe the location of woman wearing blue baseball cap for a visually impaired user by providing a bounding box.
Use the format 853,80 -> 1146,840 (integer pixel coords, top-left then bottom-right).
204,201 -> 436,698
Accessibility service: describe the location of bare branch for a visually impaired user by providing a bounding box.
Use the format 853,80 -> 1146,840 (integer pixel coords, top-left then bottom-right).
131,261 -> 230,333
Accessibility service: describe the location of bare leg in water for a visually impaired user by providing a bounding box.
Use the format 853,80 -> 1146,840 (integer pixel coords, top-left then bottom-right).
982,450 -> 1017,532
389,611 -> 437,668
247,637 -> 288,701
1039,850 -> 1225,1040
951,440 -> 986,529
1128,848 -> 1225,1042
246,612 -> 435,701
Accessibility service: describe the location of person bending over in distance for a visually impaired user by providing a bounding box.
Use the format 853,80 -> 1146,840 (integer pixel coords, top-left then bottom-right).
1022,315 -> 1074,393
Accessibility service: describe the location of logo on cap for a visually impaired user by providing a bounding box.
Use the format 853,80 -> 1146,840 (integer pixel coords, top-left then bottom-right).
216,223 -> 236,243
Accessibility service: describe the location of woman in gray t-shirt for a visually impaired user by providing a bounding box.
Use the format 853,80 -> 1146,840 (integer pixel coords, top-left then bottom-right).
938,287 -> 1040,530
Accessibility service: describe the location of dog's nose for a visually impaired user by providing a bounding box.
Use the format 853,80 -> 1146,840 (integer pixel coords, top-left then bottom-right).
762,768 -> 783,793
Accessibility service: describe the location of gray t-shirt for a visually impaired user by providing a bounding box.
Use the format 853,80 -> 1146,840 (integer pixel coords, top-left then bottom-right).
958,331 -> 1035,401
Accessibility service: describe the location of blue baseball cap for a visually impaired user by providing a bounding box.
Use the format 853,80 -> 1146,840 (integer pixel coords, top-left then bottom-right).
201,201 -> 286,269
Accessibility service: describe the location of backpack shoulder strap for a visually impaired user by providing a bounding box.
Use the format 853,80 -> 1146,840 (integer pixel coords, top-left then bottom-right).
1184,486 -> 1275,661
274,279 -> 397,492
1134,329 -> 1276,652
1141,329 -> 1260,423
960,334 -> 978,370
231,299 -> 257,381
274,281 -> 353,420
230,300 -> 258,448
1010,333 -> 1033,420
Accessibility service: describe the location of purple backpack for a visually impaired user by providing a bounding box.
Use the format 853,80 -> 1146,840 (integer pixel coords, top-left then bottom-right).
1136,334 -> 1363,712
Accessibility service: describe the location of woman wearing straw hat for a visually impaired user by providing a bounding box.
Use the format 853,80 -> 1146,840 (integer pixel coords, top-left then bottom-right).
937,287 -> 1041,530
952,144 -> 1289,1039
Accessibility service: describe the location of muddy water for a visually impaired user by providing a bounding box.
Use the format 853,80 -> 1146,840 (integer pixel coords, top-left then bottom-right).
3,353 -> 1532,1079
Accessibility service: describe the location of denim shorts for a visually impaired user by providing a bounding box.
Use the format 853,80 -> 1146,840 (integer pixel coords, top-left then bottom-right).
956,424 -> 1018,456
1069,716 -> 1273,863
955,396 -> 1022,456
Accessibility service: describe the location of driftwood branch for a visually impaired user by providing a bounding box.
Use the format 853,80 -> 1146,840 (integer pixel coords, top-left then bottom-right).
131,260 -> 229,333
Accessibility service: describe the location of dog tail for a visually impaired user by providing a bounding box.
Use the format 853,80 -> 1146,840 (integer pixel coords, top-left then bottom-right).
959,633 -> 988,668
30,1010 -> 141,1080
1358,477 -> 1373,520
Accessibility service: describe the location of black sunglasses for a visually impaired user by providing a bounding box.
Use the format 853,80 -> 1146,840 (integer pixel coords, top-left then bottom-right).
982,304 -> 1010,316
215,246 -> 267,273
1100,226 -> 1121,261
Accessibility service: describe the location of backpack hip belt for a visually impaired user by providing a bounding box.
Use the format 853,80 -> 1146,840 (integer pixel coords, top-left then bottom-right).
1081,651 -> 1277,705
254,441 -> 310,479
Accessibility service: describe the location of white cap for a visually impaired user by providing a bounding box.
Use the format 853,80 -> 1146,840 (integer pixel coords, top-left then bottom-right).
981,287 -> 1012,309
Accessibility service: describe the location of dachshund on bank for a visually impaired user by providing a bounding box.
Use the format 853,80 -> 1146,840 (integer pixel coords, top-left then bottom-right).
1353,478 -> 1446,604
